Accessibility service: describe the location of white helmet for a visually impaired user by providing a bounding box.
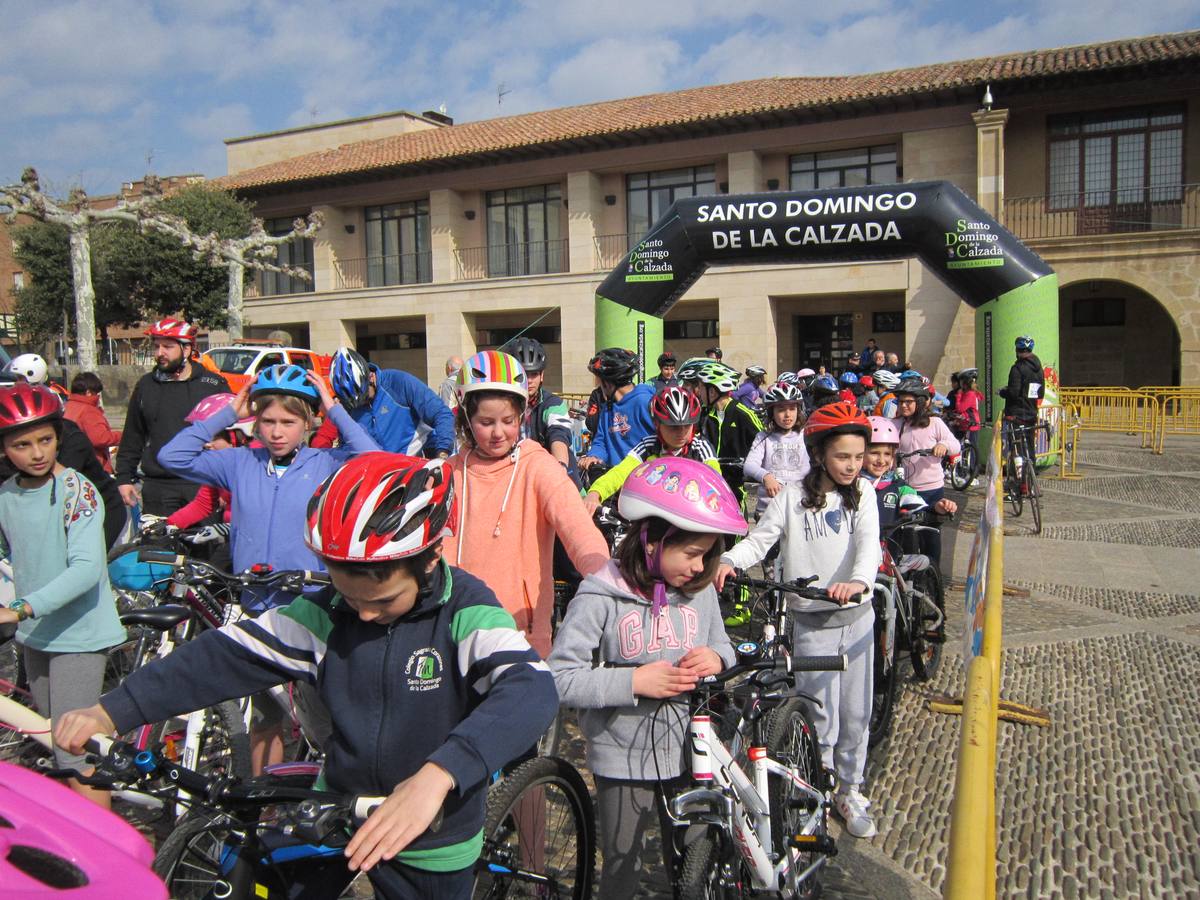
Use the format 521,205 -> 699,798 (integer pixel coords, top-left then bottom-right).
6,354 -> 48,385
873,369 -> 901,391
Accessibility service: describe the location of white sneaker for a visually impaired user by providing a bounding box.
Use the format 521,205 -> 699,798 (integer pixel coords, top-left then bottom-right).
835,788 -> 877,838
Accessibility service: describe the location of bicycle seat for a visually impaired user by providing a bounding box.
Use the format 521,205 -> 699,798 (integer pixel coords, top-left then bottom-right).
897,554 -> 930,575
120,604 -> 192,631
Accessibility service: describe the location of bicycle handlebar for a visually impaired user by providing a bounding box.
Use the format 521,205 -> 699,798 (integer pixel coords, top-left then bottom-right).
698,653 -> 847,688
135,550 -> 331,590
726,573 -> 841,605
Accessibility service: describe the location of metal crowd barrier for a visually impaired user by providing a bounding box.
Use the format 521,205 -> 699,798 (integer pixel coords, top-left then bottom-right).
1058,388 -> 1163,454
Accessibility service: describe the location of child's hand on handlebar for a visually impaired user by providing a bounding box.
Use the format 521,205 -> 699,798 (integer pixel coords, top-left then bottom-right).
932,443 -> 949,458
578,455 -> 600,471
53,704 -> 116,755
827,581 -> 869,606
715,562 -> 737,591
677,647 -> 723,678
345,762 -> 454,872
934,498 -> 958,516
633,660 -> 699,698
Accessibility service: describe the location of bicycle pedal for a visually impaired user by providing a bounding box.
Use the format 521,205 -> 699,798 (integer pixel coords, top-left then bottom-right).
789,833 -> 837,856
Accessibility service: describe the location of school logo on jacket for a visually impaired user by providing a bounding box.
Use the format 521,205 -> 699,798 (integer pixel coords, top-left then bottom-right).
405,647 -> 444,692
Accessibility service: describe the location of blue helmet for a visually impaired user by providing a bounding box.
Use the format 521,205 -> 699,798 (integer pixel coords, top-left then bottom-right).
839,371 -> 859,386
251,364 -> 320,408
1015,335 -> 1035,352
812,374 -> 839,395
330,348 -> 372,409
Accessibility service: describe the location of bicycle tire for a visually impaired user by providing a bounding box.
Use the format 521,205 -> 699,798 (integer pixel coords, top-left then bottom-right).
536,706 -> 566,758
678,830 -> 745,899
908,567 -> 946,683
950,444 -> 977,491
1025,465 -> 1042,535
474,755 -> 595,900
867,620 -> 898,749
765,698 -> 828,900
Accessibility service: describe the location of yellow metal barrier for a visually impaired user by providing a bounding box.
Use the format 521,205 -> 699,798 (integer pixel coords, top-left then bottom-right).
1159,393 -> 1200,438
1059,388 -> 1162,454
945,423 -> 1005,899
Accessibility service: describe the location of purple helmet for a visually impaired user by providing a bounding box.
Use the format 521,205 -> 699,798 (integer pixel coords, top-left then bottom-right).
618,456 -> 748,536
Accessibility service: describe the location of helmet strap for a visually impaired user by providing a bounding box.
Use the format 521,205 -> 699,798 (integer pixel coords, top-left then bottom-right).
641,521 -> 678,618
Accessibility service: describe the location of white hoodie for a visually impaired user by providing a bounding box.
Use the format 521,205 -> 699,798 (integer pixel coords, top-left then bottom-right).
722,477 -> 881,620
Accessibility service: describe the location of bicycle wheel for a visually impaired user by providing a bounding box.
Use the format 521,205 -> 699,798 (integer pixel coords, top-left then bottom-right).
950,444 -> 977,491
1025,465 -> 1042,535
536,706 -> 565,758
0,672 -> 45,766
868,616 -> 898,749
908,567 -> 946,683
152,810 -> 240,898
474,755 -> 595,900
678,830 -> 744,899
765,698 -> 829,900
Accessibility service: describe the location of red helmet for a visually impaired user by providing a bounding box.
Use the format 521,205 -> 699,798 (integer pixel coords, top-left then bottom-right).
145,318 -> 198,343
0,383 -> 63,435
306,453 -> 456,562
651,386 -> 701,426
803,401 -> 871,448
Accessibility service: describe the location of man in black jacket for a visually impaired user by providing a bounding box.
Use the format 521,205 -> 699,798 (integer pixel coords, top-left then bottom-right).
999,335 -> 1044,460
115,319 -> 230,516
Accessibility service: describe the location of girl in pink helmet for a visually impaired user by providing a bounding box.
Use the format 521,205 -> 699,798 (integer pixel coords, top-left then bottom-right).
863,416 -> 956,530
548,456 -> 744,898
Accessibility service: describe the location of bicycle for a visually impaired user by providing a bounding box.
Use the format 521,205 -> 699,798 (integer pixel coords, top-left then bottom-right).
1001,419 -> 1046,534
942,413 -> 980,491
666,651 -> 846,899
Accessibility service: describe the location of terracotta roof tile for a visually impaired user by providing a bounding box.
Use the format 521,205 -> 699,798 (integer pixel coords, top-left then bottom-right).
221,30 -> 1200,192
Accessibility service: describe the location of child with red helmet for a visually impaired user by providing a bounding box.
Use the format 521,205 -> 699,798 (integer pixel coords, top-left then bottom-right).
717,401 -> 882,839
58,453 -> 558,896
549,456 -> 742,897
583,385 -> 719,515
0,383 -> 125,808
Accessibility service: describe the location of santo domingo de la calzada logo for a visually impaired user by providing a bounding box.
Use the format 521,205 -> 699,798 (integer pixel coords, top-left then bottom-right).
405,647 -> 445,692
626,240 -> 674,282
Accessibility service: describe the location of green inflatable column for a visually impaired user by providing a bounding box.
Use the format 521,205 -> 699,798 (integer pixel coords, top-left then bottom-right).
595,295 -> 664,384
974,274 -> 1060,454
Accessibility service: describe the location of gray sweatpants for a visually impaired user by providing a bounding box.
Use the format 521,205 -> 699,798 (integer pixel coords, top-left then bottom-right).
791,605 -> 875,791
595,775 -> 682,899
23,645 -> 107,771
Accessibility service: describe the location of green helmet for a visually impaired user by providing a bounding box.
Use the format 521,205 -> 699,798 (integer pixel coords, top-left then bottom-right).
682,359 -> 740,394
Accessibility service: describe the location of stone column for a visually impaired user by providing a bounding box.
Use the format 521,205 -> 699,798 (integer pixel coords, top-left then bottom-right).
429,188 -> 466,283
425,308 -> 476,387
727,150 -> 763,194
310,317 -> 356,355
972,108 -> 1009,219
718,290 -> 775,373
567,170 -> 605,272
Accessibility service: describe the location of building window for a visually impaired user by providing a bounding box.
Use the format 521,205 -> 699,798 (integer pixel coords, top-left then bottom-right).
627,166 -> 717,242
477,325 -> 561,347
365,201 -> 432,286
485,185 -> 565,277
11,272 -> 23,290
1072,297 -> 1125,327
789,145 -> 898,191
663,318 -> 718,340
1047,105 -> 1184,212
872,311 -> 904,333
257,218 -> 315,296
357,332 -> 428,353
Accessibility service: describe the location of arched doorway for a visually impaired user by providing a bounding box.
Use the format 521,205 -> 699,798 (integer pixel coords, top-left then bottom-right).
1059,280 -> 1180,387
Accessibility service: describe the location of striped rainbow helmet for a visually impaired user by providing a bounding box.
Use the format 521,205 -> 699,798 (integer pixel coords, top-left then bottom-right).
455,350 -> 528,405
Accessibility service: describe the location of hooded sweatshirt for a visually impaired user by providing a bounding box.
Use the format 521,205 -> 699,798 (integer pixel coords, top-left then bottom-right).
588,382 -> 656,467
547,560 -> 736,780
64,393 -> 122,472
115,364 -> 231,485
157,404 -> 380,611
722,477 -> 881,628
310,365 -> 455,455
444,438 -> 608,657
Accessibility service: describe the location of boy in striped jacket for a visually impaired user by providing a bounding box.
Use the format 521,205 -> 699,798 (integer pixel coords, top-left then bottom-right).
56,454 -> 558,899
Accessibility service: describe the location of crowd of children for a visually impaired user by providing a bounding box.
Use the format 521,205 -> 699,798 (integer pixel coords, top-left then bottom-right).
0,329 -> 1015,899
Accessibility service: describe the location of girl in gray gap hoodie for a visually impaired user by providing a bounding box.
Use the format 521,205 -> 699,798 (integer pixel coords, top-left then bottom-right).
548,457 -> 746,899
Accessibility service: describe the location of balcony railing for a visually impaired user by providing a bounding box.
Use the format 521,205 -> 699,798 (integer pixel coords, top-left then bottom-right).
455,240 -> 569,280
255,261 -> 315,298
334,253 -> 433,290
1003,184 -> 1200,240
594,233 -> 634,269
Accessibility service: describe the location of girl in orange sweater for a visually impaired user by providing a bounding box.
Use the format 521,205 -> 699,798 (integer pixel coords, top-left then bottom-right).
443,351 -> 608,658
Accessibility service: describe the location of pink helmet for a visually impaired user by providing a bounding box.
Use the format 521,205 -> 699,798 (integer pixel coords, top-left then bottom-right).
185,393 -> 235,423
618,456 -> 747,536
796,367 -> 816,378
868,415 -> 900,445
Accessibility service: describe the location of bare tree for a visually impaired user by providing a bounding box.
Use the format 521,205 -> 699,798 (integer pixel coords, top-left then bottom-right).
1,168 -> 321,365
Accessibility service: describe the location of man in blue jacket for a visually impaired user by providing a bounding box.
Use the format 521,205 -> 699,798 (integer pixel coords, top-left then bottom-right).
312,348 -> 455,457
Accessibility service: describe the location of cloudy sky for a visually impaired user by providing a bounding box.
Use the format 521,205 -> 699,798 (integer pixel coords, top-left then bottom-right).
3,0 -> 1197,196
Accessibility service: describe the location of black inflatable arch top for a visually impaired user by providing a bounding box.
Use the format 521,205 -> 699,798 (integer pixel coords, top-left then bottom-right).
595,181 -> 1053,317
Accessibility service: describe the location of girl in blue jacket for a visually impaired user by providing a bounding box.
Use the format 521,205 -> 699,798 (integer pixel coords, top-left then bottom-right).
158,364 -> 381,770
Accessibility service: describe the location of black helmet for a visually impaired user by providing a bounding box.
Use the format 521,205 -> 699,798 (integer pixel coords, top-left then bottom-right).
588,347 -> 640,385
506,336 -> 546,374
705,346 -> 723,360
657,351 -> 677,368
895,377 -> 931,400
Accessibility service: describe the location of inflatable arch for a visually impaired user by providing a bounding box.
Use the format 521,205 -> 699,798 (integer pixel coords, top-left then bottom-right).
594,181 -> 1059,442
